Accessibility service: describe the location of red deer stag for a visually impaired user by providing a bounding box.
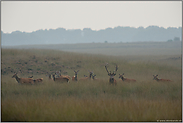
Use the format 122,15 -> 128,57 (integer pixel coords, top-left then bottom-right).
153,75 -> 172,82
105,64 -> 118,85
12,73 -> 34,84
119,73 -> 136,82
52,74 -> 70,83
72,70 -> 79,82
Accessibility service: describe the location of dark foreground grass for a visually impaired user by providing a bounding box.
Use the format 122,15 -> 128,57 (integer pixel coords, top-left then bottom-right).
2,96 -> 181,122
1,76 -> 182,122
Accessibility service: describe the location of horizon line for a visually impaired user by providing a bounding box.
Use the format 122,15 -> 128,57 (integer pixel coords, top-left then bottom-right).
1,25 -> 182,34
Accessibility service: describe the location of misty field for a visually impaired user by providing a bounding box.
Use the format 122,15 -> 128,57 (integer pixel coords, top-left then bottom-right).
1,42 -> 182,121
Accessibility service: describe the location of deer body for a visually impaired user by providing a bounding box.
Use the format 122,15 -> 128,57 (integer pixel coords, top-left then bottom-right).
12,73 -> 34,84
119,73 -> 136,82
153,75 -> 172,82
52,74 -> 70,83
34,78 -> 43,83
79,75 -> 90,81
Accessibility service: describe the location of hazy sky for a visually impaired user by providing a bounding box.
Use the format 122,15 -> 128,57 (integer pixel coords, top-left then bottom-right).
1,1 -> 182,33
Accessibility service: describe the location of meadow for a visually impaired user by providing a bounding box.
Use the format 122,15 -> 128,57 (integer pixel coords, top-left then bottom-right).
1,42 -> 182,121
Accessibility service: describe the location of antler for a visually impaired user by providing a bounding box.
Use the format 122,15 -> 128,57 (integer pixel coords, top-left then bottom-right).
105,65 -> 109,74
74,70 -> 79,74
115,64 -> 118,72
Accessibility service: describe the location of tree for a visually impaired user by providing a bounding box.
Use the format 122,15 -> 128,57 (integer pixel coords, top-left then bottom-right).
173,37 -> 180,42
167,39 -> 173,42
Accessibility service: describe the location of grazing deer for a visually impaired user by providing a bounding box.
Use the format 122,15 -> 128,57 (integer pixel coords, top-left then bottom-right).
153,75 -> 172,82
105,64 -> 118,85
12,73 -> 34,84
52,74 -> 70,83
72,70 -> 79,81
119,73 -> 136,82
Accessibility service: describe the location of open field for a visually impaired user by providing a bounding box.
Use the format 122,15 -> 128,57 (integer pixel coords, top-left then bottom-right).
1,42 -> 182,121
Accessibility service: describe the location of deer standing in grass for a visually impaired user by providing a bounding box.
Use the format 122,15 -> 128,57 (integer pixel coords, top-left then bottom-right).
72,70 -> 79,82
12,73 -> 34,84
153,75 -> 172,82
105,64 -> 118,85
119,73 -> 136,82
52,74 -> 70,83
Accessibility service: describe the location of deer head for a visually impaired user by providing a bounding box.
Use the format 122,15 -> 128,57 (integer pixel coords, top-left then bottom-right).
153,75 -> 158,80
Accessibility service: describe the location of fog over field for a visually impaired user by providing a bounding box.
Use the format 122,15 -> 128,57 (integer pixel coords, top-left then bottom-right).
1,1 -> 182,121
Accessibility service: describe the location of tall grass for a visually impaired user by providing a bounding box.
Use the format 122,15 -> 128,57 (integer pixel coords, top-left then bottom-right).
1,48 -> 182,121
2,75 -> 182,121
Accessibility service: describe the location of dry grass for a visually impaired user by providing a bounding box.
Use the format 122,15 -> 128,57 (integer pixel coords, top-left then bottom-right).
1,46 -> 182,122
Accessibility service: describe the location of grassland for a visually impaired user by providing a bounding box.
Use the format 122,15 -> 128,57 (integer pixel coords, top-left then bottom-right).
1,42 -> 182,121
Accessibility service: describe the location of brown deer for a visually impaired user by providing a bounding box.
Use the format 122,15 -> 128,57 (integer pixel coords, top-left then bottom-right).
79,75 -> 90,81
33,78 -> 43,83
153,75 -> 172,82
105,64 -> 118,85
52,74 -> 70,83
79,71 -> 93,81
72,70 -> 79,81
56,70 -> 71,80
28,75 -> 43,83
12,73 -> 34,84
119,73 -> 136,82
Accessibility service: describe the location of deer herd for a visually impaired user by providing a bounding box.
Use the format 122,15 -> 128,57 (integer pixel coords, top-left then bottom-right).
12,64 -> 172,85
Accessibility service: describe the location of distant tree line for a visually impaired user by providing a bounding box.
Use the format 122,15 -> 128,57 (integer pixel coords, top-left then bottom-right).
1,26 -> 182,46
